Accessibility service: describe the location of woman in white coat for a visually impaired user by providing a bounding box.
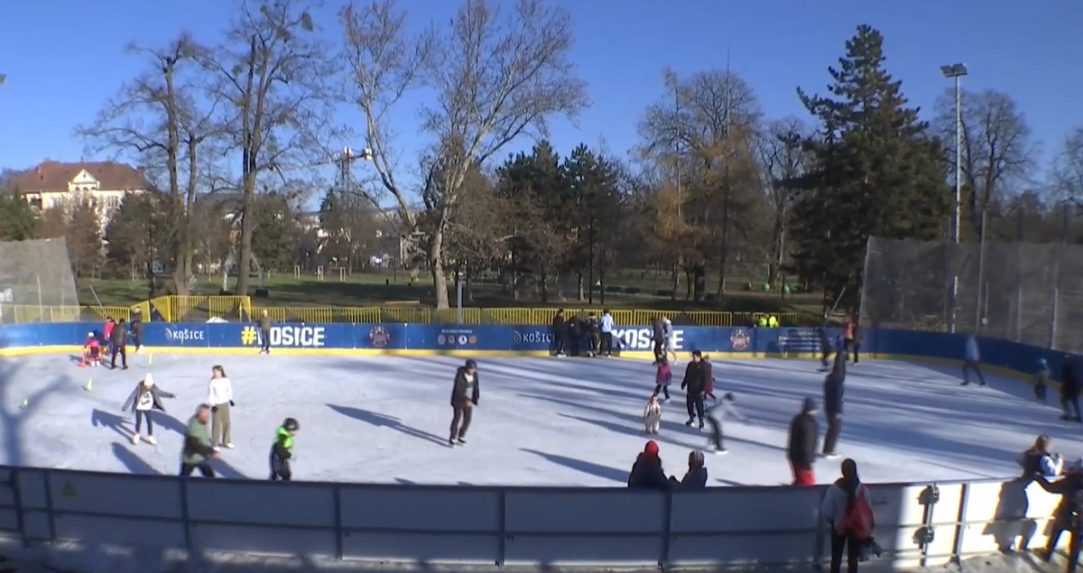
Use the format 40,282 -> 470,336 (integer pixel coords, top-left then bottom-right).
207,365 -> 234,449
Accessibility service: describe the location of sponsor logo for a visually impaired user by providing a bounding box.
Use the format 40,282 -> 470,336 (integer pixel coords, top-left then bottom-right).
368,326 -> 391,348
438,329 -> 477,347
730,328 -> 751,352
165,327 -> 206,344
512,329 -> 551,345
242,325 -> 326,347
614,328 -> 684,351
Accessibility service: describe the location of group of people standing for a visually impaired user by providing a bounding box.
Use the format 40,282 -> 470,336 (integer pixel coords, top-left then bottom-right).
82,313 -> 145,370
550,308 -> 617,358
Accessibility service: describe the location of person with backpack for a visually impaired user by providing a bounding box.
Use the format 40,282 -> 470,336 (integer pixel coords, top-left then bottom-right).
1035,460 -> 1083,571
821,459 -> 875,573
270,418 -> 299,481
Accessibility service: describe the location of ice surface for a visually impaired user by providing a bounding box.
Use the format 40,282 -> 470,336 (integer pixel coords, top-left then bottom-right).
0,351 -> 1076,486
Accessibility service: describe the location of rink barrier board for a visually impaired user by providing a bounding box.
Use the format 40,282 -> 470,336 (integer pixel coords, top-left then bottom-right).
0,465 -> 1070,568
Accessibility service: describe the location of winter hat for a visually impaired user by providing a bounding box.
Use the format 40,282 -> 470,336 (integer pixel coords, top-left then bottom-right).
644,440 -> 660,458
465,359 -> 478,370
87,331 -> 94,338
283,417 -> 300,432
143,373 -> 154,387
802,397 -> 818,413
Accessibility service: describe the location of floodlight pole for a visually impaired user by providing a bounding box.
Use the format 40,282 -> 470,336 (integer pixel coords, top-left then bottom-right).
941,63 -> 968,333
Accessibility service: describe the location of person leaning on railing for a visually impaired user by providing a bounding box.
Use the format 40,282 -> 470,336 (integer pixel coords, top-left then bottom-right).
1034,460 -> 1083,571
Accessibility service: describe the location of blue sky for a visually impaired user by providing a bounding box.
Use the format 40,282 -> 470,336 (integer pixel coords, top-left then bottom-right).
2,0 -> 1081,196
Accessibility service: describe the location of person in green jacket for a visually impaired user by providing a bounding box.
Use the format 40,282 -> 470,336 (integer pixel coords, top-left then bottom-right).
180,404 -> 218,477
270,417 -> 300,481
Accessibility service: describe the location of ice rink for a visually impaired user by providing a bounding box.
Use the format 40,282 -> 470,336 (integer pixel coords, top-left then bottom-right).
0,351 -> 1076,486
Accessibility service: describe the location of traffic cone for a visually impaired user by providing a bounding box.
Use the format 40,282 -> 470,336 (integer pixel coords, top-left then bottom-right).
19,399 -> 28,409
83,378 -> 93,392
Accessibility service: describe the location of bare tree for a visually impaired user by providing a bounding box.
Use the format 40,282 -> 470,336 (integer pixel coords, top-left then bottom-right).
935,89 -> 1032,238
757,118 -> 809,288
1054,127 -> 1083,205
80,34 -> 220,294
204,0 -> 331,295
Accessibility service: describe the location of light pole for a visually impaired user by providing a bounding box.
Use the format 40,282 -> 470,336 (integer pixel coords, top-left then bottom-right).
941,63 -> 967,333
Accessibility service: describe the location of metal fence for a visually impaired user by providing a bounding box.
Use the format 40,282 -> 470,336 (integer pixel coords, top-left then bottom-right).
0,465 -> 1065,568
862,237 -> 1083,353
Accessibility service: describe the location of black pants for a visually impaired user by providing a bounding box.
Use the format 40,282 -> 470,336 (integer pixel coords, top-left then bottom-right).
653,384 -> 670,400
135,410 -> 154,435
706,413 -> 723,449
601,333 -> 613,356
1064,396 -> 1081,420
261,328 -> 271,352
830,532 -> 861,573
962,360 -> 986,385
844,339 -> 859,363
821,348 -> 832,368
270,454 -> 292,481
180,462 -> 215,478
1045,519 -> 1081,572
551,330 -> 564,355
131,334 -> 142,351
824,415 -> 842,455
653,339 -> 664,362
686,394 -> 704,423
111,345 -> 127,369
450,402 -> 473,440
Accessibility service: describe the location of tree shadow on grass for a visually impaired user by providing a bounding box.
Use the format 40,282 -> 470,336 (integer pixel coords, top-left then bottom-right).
327,404 -> 450,447
520,448 -> 628,484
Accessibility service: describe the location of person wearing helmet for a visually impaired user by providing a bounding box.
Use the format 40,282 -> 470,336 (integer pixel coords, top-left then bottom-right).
82,332 -> 102,367
270,417 -> 299,481
449,359 -> 480,446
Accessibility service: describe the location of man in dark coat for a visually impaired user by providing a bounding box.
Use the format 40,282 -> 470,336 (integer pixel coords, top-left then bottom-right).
627,440 -> 670,490
651,317 -> 666,364
449,359 -> 480,446
130,311 -> 145,352
110,318 -> 129,370
788,397 -> 819,486
551,309 -> 566,356
1063,361 -> 1081,422
822,355 -> 846,458
1035,461 -> 1083,570
682,351 -> 707,429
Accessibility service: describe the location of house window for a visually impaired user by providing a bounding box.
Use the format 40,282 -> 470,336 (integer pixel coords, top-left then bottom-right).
29,196 -> 42,209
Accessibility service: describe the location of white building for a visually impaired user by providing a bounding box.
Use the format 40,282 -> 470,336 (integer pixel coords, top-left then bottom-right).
11,160 -> 149,226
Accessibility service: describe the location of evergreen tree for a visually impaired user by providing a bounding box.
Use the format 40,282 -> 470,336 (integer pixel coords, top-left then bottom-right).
0,190 -> 37,241
251,193 -> 300,272
563,144 -> 623,302
793,25 -> 949,307
67,196 -> 104,278
104,193 -> 171,281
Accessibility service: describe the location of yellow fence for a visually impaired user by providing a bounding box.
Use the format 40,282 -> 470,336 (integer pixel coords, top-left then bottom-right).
1,294 -> 801,327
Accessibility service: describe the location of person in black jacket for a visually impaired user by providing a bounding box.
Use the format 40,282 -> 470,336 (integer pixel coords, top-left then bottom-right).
1063,361 -> 1081,422
818,326 -> 833,370
110,318 -> 129,370
822,353 -> 846,459
673,450 -> 707,489
1036,462 -> 1083,571
449,359 -> 480,446
788,397 -> 819,486
627,440 -> 670,490
551,309 -> 566,356
270,417 -> 299,481
682,351 -> 707,429
130,311 -> 144,352
651,317 -> 666,364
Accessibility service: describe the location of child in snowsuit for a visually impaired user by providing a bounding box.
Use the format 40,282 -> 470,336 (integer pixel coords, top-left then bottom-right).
270,417 -> 299,481
121,373 -> 175,445
653,358 -> 672,400
82,332 -> 101,367
1035,358 -> 1050,402
643,395 -> 663,435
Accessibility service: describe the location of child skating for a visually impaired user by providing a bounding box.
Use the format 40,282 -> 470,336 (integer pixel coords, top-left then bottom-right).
82,332 -> 101,367
270,417 -> 299,481
653,357 -> 672,401
643,395 -> 662,435
120,373 -> 175,445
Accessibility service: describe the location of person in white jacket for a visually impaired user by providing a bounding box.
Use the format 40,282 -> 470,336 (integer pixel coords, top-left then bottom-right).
207,365 -> 234,449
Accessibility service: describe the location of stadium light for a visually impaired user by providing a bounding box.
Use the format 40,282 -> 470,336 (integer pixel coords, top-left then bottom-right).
941,63 -> 967,334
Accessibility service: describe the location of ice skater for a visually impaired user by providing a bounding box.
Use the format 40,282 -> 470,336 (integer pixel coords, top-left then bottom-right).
818,326 -> 834,371
705,392 -> 747,455
1035,358 -> 1050,402
1062,360 -> 1081,422
703,354 -> 717,401
960,334 -> 986,386
843,314 -> 860,363
822,354 -> 846,459
650,316 -> 665,364
180,404 -> 218,478
270,417 -> 299,481
130,310 -> 144,352
787,397 -> 819,486
207,365 -> 235,449
600,309 -> 615,357
121,373 -> 174,445
449,359 -> 480,446
110,318 -> 128,370
643,395 -> 662,435
551,309 -> 566,356
81,332 -> 101,367
662,316 -> 677,363
653,357 -> 672,401
258,310 -> 272,355
682,350 -> 707,429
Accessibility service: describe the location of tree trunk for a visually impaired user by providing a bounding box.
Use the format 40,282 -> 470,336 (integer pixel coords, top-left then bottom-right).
577,272 -> 584,302
236,170 -> 256,296
717,183 -> 731,297
670,262 -> 679,302
429,226 -> 449,309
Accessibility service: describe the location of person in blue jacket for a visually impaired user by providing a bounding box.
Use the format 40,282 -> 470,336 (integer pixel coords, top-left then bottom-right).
961,334 -> 987,386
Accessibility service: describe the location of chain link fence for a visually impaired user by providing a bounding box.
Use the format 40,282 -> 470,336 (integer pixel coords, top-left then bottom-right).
0,239 -> 80,323
862,237 -> 1083,352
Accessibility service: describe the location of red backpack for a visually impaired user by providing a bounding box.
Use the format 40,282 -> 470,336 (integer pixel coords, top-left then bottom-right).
838,488 -> 875,540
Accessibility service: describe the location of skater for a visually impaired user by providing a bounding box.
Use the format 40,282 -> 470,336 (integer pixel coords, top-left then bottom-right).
1019,434 -> 1063,481
960,334 -> 986,386
109,318 -> 128,370
703,354 -> 717,400
207,365 -> 234,449
1036,358 -> 1051,402
705,392 -> 745,455
1063,360 -> 1081,422
449,359 -> 480,445
586,312 -> 600,357
600,309 -> 615,357
121,373 -> 174,446
650,316 -> 665,364
551,309 -> 566,356
643,395 -> 662,435
627,440 -> 670,490
180,404 -> 218,478
682,350 -> 707,429
82,332 -> 102,367
130,310 -> 144,352
822,354 -> 846,459
258,309 -> 272,355
673,450 -> 707,489
843,314 -> 859,363
821,459 -> 875,573
662,316 -> 677,362
653,357 -> 672,400
1035,460 -> 1083,572
102,316 -> 116,349
565,313 -> 581,357
270,417 -> 299,481
787,397 -> 819,486
819,326 -> 833,370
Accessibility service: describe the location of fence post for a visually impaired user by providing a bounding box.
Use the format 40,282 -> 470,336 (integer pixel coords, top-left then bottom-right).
497,490 -> 507,566
10,468 -> 26,547
43,470 -> 56,541
659,491 -> 672,568
180,478 -> 193,553
951,482 -> 969,565
333,484 -> 344,560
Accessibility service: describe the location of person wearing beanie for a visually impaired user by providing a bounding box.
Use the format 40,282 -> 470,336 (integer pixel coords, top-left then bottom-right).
682,351 -> 707,429
676,450 -> 708,489
787,398 -> 819,486
1035,358 -> 1050,402
821,459 -> 875,573
120,373 -> 174,446
449,359 -> 480,446
270,418 -> 299,481
1035,459 -> 1083,570
627,440 -> 670,490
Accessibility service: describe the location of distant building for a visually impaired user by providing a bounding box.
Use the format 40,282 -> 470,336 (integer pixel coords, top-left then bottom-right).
10,160 -> 150,226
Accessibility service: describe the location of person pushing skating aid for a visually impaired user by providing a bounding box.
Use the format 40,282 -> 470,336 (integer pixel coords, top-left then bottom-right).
270,417 -> 299,481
